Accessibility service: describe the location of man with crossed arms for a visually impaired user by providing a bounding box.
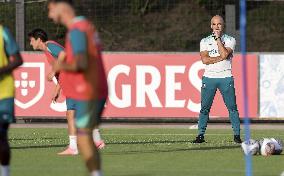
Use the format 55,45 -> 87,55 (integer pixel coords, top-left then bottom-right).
192,15 -> 242,144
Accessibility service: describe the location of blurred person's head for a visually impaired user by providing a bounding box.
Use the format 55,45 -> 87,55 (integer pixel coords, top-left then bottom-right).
211,15 -> 224,34
47,0 -> 75,28
28,28 -> 48,50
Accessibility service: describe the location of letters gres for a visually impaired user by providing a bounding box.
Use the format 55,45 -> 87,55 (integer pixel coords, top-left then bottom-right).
14,53 -> 258,118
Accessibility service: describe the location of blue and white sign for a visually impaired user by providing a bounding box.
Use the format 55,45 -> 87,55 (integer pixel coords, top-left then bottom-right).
260,54 -> 284,118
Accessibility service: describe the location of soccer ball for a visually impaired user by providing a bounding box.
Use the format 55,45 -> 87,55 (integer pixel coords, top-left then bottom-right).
241,139 -> 260,155
272,138 -> 283,155
260,142 -> 275,156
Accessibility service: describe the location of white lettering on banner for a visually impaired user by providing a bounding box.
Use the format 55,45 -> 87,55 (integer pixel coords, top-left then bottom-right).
136,65 -> 162,107
187,61 -> 204,112
107,61 -> 204,111
165,66 -> 186,107
108,65 -> 131,108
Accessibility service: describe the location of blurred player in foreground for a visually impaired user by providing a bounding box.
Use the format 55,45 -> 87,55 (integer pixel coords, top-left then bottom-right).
0,25 -> 23,176
28,29 -> 105,155
241,138 -> 283,156
192,15 -> 242,143
47,0 -> 108,175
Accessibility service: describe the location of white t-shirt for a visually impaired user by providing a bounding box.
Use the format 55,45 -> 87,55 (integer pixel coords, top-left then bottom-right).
200,34 -> 236,78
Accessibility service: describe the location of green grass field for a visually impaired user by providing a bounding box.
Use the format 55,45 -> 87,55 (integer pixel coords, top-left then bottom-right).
8,127 -> 284,176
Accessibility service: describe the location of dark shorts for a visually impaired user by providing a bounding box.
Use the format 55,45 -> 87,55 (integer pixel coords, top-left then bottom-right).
67,98 -> 106,129
66,98 -> 76,111
0,98 -> 15,124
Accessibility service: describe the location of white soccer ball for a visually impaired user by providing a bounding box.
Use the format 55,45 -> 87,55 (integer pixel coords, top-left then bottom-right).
241,139 -> 260,155
271,138 -> 283,155
261,142 -> 276,156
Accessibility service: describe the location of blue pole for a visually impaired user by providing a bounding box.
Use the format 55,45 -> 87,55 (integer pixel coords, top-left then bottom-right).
240,0 -> 253,176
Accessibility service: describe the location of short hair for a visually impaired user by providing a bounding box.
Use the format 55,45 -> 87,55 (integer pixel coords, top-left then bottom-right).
47,0 -> 73,6
211,15 -> 224,24
28,28 -> 48,42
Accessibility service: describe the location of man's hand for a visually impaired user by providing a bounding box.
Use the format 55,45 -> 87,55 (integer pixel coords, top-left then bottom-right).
46,72 -> 55,82
215,38 -> 233,60
212,30 -> 233,60
200,51 -> 226,65
52,91 -> 60,103
51,84 -> 61,103
213,30 -> 221,39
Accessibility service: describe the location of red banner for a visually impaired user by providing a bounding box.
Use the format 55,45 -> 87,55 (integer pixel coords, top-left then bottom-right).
14,52 -> 258,119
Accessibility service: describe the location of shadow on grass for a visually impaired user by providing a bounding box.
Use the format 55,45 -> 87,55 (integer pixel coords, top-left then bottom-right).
111,174 -> 152,176
9,137 -> 60,141
11,144 -> 67,150
106,139 -> 238,145
104,145 -> 240,155
107,139 -> 194,145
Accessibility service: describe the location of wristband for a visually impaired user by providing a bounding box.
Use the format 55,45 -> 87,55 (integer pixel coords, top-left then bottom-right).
214,36 -> 220,41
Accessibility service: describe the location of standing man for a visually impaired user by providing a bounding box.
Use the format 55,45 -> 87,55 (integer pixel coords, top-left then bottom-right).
192,15 -> 242,144
28,28 -> 106,155
0,25 -> 23,176
47,0 -> 108,176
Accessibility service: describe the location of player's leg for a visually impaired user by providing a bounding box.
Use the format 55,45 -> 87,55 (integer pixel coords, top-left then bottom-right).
93,128 -> 105,149
218,77 -> 242,143
66,107 -> 105,151
193,77 -> 217,143
67,109 -> 77,149
0,123 -> 10,176
77,129 -> 101,175
0,98 -> 15,176
65,101 -> 104,150
58,99 -> 78,155
75,99 -> 106,176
